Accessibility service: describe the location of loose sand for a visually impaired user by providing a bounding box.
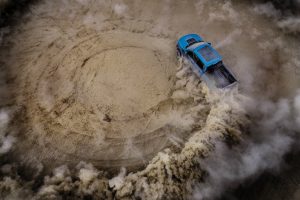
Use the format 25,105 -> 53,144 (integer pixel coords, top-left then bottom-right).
0,0 -> 300,199
1,0 -> 212,170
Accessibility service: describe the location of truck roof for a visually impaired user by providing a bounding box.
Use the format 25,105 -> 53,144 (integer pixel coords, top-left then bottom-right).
188,43 -> 222,68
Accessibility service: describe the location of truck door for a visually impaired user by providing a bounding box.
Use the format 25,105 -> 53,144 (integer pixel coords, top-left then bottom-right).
187,51 -> 204,75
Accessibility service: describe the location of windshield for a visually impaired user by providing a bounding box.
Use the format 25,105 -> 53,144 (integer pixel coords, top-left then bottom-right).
186,38 -> 198,48
198,46 -> 219,62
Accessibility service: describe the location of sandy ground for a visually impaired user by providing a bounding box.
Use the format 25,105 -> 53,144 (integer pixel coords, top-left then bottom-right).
2,0 -> 299,170
0,0 -> 299,199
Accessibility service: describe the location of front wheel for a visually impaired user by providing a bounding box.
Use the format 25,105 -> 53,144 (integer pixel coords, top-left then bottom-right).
176,46 -> 182,58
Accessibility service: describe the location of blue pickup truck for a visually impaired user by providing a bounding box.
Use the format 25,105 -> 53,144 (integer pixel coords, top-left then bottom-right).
177,34 -> 237,89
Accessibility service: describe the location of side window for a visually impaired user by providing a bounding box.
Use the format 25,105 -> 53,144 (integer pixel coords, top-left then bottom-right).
194,55 -> 204,70
187,51 -> 194,59
187,51 -> 204,70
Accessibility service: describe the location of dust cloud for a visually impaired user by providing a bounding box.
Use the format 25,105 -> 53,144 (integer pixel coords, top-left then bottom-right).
0,0 -> 299,199
193,91 -> 300,199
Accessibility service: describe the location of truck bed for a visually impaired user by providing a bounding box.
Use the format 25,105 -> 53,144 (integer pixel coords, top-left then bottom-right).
205,62 -> 237,88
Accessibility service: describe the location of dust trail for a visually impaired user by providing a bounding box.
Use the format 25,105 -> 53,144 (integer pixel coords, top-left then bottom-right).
192,92 -> 300,200
0,0 -> 300,199
214,29 -> 242,49
110,62 -> 249,200
253,0 -> 300,34
0,110 -> 15,155
277,18 -> 300,34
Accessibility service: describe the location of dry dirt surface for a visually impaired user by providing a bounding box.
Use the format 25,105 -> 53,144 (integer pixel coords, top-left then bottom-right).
0,0 -> 300,199
1,1 -> 210,170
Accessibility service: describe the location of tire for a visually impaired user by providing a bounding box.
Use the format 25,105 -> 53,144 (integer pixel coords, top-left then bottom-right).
176,46 -> 182,58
